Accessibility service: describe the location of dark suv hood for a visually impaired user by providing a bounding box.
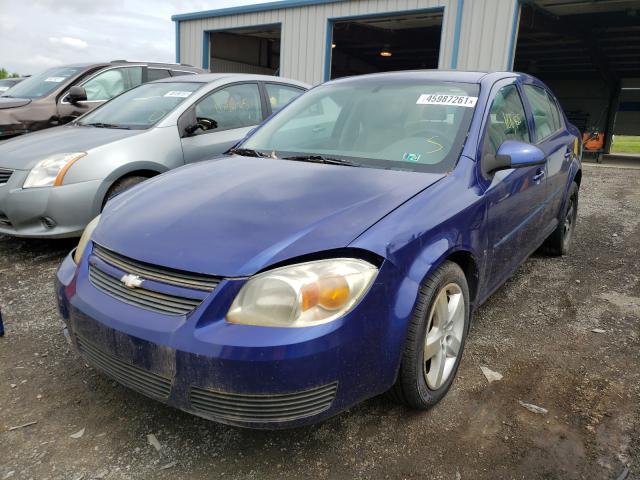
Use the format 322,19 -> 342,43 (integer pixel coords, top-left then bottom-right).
95,156 -> 444,277
0,97 -> 31,109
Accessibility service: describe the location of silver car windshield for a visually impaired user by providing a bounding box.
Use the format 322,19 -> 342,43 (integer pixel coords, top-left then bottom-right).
242,79 -> 479,173
1,67 -> 82,99
78,82 -> 204,130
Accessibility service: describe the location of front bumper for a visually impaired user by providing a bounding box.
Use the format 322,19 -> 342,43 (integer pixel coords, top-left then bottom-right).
0,171 -> 101,238
55,246 -> 413,429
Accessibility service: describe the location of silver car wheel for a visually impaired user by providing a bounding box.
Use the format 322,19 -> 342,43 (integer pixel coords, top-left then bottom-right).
423,283 -> 465,390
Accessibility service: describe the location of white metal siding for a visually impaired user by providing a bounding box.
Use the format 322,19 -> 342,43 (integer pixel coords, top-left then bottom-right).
178,0 -> 517,85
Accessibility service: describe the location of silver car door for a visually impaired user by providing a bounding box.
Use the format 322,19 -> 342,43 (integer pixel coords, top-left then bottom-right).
180,82 -> 263,164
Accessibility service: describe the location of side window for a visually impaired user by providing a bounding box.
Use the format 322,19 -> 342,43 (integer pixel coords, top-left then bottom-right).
195,83 -> 262,132
265,84 -> 305,114
147,69 -> 171,82
83,66 -> 143,101
523,85 -> 560,142
483,84 -> 530,157
170,70 -> 193,77
546,92 -> 563,132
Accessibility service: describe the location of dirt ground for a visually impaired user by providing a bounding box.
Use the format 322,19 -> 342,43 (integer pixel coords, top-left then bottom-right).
1,164 -> 638,480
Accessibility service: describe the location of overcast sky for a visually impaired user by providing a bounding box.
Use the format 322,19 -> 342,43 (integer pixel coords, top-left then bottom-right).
0,0 -> 278,75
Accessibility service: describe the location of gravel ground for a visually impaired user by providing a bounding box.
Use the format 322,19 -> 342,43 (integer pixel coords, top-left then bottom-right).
1,164 -> 638,480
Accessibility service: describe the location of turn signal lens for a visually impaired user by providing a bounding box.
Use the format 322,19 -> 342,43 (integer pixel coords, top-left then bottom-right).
227,258 -> 378,328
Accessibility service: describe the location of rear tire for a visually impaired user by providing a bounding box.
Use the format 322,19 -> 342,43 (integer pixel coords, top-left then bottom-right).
543,182 -> 578,256
101,175 -> 149,210
388,261 -> 470,409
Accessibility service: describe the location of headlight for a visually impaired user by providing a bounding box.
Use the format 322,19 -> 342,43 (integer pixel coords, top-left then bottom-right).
73,215 -> 100,264
227,258 -> 378,328
23,152 -> 86,188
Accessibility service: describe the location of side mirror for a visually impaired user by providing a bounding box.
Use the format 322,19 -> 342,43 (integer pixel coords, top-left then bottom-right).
485,140 -> 546,173
67,86 -> 87,104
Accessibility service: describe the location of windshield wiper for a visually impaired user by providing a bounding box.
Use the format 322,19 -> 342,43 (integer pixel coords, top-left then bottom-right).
282,154 -> 361,167
81,122 -> 130,130
228,147 -> 272,158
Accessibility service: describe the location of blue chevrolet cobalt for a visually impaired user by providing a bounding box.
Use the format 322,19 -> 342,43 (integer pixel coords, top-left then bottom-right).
56,71 -> 582,428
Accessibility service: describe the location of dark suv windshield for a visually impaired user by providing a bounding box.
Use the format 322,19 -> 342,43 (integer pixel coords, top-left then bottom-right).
78,81 -> 204,130
2,67 -> 82,99
242,79 -> 479,173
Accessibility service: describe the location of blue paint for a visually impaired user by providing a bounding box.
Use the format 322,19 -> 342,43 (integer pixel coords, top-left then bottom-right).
172,0 -> 343,22
174,21 -> 180,63
450,0 -> 464,69
202,31 -> 209,70
57,70 -> 581,429
323,7 -> 446,82
506,0 -> 521,70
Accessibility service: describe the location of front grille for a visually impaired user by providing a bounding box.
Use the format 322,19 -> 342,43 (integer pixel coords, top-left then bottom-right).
0,168 -> 12,185
88,265 -> 202,315
93,243 -> 220,291
76,335 -> 172,401
189,382 -> 338,423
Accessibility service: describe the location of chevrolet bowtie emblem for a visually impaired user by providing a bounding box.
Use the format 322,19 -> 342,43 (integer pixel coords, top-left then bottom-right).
120,273 -> 143,289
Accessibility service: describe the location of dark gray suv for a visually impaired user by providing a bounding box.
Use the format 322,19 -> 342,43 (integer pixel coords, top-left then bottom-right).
0,61 -> 203,139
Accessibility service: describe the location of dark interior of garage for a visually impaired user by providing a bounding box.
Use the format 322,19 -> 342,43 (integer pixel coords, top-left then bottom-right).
209,25 -> 281,76
329,11 -> 442,80
514,0 -> 640,155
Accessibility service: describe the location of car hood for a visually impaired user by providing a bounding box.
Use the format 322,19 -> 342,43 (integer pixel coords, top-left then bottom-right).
0,125 -> 142,170
0,97 -> 31,109
95,156 -> 445,277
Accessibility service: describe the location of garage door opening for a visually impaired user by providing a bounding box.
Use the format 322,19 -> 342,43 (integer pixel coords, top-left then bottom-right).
513,1 -> 640,155
208,24 -> 281,75
327,11 -> 443,80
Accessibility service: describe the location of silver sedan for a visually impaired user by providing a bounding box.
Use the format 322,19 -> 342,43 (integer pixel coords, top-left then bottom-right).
0,74 -> 309,238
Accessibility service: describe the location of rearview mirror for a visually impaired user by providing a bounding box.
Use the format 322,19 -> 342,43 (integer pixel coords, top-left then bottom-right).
67,86 -> 87,104
485,140 -> 546,173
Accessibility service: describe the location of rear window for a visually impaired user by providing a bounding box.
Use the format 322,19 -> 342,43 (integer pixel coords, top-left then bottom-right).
2,67 -> 82,99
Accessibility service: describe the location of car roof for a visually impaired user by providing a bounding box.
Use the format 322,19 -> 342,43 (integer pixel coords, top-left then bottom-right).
152,73 -> 310,87
325,69 -> 528,85
47,61 -> 201,71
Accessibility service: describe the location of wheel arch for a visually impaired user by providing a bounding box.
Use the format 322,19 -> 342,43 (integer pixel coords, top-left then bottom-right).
93,163 -> 168,215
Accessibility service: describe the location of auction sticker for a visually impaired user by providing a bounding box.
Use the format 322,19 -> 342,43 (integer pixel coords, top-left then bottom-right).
417,94 -> 477,107
45,77 -> 66,82
164,91 -> 192,98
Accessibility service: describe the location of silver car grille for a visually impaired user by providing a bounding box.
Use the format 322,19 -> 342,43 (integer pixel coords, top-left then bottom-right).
189,382 -> 338,423
89,243 -> 220,315
76,334 -> 172,401
0,168 -> 12,185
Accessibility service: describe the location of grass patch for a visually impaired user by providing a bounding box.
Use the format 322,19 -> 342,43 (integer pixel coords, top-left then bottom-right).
611,135 -> 640,154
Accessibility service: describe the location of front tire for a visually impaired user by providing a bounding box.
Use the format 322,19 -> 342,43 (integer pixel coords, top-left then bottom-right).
389,261 -> 470,409
101,175 -> 149,210
543,181 -> 578,256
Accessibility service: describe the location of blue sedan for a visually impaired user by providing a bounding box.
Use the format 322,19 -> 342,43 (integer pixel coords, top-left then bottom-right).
55,71 -> 582,429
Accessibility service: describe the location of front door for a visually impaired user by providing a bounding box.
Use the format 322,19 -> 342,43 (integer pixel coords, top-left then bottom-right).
57,66 -> 144,124
481,83 -> 548,291
180,82 -> 263,164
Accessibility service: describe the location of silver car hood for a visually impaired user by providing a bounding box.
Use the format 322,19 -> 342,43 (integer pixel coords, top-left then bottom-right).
0,124 -> 142,170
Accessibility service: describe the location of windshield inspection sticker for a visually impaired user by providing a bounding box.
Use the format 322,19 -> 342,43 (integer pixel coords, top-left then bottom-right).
417,94 -> 478,107
45,77 -> 66,83
164,91 -> 192,98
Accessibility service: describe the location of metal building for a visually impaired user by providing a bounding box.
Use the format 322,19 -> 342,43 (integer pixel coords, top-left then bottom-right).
172,0 -> 640,152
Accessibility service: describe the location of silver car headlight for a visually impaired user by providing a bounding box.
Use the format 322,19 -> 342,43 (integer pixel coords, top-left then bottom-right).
226,258 -> 378,328
23,152 -> 86,188
73,215 -> 101,264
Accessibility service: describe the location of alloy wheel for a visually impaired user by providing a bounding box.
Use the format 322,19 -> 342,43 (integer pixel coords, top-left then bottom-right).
423,283 -> 465,390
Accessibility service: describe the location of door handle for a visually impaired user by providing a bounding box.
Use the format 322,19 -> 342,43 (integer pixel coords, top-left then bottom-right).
533,169 -> 545,182
312,126 -> 325,133
564,150 -> 572,159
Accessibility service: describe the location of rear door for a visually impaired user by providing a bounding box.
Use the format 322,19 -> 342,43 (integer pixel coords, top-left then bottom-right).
521,84 -> 575,232
56,65 -> 143,123
480,81 -> 548,291
179,82 -> 264,164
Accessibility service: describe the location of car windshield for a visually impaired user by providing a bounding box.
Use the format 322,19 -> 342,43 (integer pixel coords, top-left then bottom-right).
77,81 -> 204,130
241,78 -> 480,173
1,67 -> 82,98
